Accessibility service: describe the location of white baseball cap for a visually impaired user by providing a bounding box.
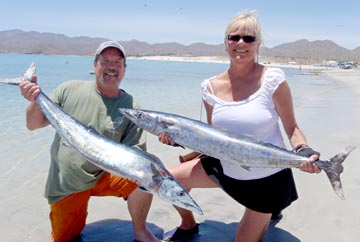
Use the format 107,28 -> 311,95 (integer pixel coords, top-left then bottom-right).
95,40 -> 126,60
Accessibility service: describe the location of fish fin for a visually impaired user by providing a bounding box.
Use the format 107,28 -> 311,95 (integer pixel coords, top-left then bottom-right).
172,143 -> 185,149
316,146 -> 355,200
150,163 -> 160,174
160,121 -> 175,128
223,158 -> 252,171
137,186 -> 151,193
150,163 -> 167,177
150,163 -> 167,186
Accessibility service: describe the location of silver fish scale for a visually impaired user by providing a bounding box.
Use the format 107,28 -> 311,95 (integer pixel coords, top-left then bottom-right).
38,94 -> 158,188
159,115 -> 308,168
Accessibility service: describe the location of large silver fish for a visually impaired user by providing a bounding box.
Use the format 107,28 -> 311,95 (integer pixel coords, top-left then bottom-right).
0,63 -> 203,215
119,108 -> 355,200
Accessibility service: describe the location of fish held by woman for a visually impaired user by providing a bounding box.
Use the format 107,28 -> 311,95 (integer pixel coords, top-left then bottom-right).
119,108 -> 355,200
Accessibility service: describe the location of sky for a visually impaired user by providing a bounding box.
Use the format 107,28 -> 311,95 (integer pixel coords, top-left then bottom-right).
1,0 -> 359,50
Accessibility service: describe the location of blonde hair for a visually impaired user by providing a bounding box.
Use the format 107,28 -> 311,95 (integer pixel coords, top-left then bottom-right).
225,10 -> 262,46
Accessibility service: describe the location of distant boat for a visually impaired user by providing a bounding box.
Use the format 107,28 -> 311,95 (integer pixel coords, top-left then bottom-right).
89,70 -> 95,74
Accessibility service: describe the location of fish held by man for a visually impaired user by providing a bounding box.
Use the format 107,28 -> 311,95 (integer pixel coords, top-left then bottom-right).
0,63 -> 203,215
119,108 -> 355,200
0,62 -> 36,84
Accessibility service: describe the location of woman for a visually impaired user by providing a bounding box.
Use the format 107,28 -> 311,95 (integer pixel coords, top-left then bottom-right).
160,11 -> 321,242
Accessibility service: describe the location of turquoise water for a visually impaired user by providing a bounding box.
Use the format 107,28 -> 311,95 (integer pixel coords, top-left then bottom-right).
0,54 -> 356,142
0,54 -> 358,242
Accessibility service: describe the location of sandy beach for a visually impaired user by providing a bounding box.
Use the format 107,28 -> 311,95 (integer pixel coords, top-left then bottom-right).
1,57 -> 359,242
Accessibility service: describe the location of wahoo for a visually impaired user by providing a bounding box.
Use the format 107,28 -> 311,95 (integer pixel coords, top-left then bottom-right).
0,63 -> 203,215
119,108 -> 355,200
0,63 -> 36,85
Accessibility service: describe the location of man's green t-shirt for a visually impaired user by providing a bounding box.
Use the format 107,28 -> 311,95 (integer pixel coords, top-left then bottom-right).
45,80 -> 146,204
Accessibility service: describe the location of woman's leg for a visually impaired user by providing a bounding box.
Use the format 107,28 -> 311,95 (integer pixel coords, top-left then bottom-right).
235,208 -> 271,242
167,158 -> 218,230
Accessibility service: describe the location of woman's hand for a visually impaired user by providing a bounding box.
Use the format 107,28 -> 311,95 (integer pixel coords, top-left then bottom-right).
296,144 -> 321,174
299,154 -> 321,173
158,132 -> 176,146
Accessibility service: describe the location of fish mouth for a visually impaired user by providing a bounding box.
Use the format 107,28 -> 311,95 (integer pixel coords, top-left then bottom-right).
180,200 -> 203,215
165,195 -> 203,215
158,177 -> 204,215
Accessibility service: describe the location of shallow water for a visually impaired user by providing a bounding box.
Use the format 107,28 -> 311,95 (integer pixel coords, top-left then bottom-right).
0,54 -> 358,242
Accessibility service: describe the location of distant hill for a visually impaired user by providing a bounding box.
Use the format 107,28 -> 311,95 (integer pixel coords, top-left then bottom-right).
261,39 -> 358,63
0,29 -> 109,55
0,29 -> 358,64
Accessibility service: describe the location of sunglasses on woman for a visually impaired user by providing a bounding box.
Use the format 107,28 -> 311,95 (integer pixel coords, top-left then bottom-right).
227,35 -> 256,43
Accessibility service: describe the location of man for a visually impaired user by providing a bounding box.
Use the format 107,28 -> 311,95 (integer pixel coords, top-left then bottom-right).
19,41 -> 160,242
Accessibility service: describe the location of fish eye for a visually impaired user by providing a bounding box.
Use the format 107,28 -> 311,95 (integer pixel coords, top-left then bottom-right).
136,113 -> 143,119
178,191 -> 185,197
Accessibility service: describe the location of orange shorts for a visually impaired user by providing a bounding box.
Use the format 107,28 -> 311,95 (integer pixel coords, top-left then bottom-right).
49,172 -> 138,242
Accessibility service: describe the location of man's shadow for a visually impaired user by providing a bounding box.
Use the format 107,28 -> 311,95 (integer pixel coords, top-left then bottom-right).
76,219 -> 163,241
77,219 -> 300,242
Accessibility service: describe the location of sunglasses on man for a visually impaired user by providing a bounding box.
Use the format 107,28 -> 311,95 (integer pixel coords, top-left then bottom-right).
227,35 -> 256,43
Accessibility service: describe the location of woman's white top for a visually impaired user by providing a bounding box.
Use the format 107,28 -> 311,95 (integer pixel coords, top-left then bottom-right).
201,67 -> 287,180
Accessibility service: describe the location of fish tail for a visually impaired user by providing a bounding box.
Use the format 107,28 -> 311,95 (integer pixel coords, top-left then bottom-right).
317,146 -> 355,200
23,62 -> 36,81
0,62 -> 36,85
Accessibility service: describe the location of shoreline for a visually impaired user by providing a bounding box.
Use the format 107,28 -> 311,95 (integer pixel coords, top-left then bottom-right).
130,54 -> 351,69
131,54 -> 359,81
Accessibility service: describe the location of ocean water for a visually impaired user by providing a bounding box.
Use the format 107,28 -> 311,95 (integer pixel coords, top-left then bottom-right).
0,53 -> 356,145
0,54 -> 358,242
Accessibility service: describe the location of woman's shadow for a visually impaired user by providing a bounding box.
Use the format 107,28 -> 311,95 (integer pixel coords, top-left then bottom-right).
77,218 -> 300,242
163,219 -> 300,242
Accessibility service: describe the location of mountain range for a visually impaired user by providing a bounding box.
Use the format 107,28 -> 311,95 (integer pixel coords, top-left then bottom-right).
0,29 -> 358,64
